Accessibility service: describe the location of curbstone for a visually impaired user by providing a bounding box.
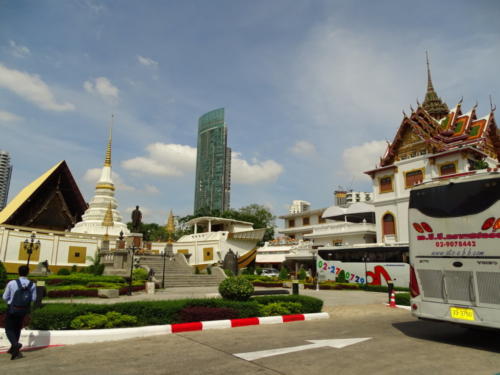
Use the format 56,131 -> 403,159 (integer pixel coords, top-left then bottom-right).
0,312 -> 329,353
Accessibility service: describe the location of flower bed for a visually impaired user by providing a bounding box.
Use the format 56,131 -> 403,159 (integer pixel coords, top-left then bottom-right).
252,281 -> 284,288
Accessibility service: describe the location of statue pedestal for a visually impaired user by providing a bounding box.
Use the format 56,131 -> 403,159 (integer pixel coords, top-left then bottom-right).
129,233 -> 143,248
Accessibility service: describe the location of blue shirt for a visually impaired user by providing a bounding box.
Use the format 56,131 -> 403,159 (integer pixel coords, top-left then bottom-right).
2,277 -> 37,305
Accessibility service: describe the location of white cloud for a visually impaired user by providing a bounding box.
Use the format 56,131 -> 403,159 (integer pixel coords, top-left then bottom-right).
122,143 -> 196,176
9,40 -> 30,58
0,64 -> 75,111
289,140 -> 317,157
137,55 -> 159,67
122,142 -> 283,184
231,153 -> 284,185
144,184 -> 160,194
83,168 -> 135,191
83,77 -> 119,101
341,140 -> 388,181
0,110 -> 23,122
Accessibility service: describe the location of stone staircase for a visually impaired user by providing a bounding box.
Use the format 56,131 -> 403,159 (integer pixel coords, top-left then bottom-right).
138,254 -> 226,288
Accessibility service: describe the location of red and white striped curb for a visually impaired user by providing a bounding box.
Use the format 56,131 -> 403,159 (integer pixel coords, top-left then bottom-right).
0,312 -> 329,352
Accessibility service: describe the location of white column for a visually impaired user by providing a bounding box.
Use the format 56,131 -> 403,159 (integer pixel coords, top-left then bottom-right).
208,220 -> 212,232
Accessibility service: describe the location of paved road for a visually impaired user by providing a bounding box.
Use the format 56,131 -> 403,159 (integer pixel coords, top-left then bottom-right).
2,303 -> 500,374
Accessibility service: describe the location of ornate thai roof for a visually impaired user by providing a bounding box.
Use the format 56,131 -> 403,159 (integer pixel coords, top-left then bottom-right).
379,103 -> 500,167
0,161 -> 88,230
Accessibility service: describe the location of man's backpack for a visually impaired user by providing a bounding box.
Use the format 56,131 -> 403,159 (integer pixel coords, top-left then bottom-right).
9,279 -> 33,316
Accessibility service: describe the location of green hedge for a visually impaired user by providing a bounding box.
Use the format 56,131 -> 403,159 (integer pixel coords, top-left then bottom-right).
359,284 -> 409,293
8,274 -> 127,285
395,293 -> 410,306
252,295 -> 323,314
27,295 -> 324,330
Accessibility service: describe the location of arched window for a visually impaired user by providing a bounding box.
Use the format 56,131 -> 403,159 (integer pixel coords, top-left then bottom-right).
382,213 -> 396,236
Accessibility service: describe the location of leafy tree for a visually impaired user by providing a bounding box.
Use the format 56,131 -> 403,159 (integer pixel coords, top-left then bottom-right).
279,266 -> 289,280
0,260 -> 7,289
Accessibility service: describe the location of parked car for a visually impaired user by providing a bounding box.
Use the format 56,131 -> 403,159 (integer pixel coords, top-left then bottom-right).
260,268 -> 279,277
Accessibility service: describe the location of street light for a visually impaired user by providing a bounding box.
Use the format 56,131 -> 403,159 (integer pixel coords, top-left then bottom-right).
362,253 -> 370,285
310,248 -> 319,291
128,244 -> 139,296
24,232 -> 40,268
161,242 -> 175,289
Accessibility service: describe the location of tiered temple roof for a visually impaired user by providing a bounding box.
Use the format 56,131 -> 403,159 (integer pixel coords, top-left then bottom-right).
377,58 -> 500,168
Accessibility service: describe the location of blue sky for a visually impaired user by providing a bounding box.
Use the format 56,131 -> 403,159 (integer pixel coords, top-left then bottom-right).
1,0 -> 499,225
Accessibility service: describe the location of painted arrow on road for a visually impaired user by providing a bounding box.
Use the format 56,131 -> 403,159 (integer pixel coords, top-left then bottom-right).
234,338 -> 372,361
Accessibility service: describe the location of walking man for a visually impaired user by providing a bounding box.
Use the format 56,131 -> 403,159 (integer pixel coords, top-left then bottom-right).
2,265 -> 37,360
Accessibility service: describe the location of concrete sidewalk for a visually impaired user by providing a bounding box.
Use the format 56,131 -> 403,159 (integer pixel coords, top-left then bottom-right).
43,286 -> 388,307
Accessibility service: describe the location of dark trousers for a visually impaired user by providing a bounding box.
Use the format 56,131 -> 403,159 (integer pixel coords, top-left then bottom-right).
5,312 -> 24,347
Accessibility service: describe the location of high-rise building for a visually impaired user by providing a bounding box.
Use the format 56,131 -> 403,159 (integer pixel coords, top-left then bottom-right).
0,150 -> 13,210
194,108 -> 231,213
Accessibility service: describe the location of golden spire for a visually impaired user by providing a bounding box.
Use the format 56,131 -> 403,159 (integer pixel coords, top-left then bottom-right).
104,114 -> 113,167
102,202 -> 114,240
102,202 -> 114,227
166,210 -> 175,243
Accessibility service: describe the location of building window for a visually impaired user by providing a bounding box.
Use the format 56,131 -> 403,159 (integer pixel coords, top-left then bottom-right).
68,246 -> 87,264
303,217 -> 310,226
439,162 -> 457,176
288,219 -> 295,228
382,213 -> 396,236
405,169 -> 424,188
319,217 -> 326,224
379,176 -> 393,193
203,247 -> 213,261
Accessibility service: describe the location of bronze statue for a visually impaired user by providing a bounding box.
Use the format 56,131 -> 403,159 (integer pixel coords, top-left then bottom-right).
131,205 -> 142,232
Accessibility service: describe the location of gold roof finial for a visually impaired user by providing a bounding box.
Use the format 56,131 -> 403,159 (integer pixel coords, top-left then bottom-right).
102,202 -> 114,240
104,114 -> 113,167
166,210 -> 175,244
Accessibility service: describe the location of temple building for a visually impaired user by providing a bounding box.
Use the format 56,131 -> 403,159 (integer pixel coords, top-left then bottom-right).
365,57 -> 500,245
71,122 -> 129,236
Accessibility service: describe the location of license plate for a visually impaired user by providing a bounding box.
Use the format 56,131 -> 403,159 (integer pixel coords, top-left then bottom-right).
450,307 -> 475,321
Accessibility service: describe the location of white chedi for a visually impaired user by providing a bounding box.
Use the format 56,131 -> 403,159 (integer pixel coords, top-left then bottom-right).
71,122 -> 130,236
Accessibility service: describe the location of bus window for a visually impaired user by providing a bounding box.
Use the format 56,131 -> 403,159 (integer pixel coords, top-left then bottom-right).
409,177 -> 500,218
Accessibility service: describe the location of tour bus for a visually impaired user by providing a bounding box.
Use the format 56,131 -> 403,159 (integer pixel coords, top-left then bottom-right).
317,245 -> 409,287
409,170 -> 500,329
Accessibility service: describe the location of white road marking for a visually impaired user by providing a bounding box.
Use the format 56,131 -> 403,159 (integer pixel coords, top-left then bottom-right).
234,338 -> 372,361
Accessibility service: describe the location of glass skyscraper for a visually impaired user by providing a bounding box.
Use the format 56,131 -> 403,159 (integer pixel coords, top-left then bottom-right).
194,108 -> 231,214
0,150 -> 13,210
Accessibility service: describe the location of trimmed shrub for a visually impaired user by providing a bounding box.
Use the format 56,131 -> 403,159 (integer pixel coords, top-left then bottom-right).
278,266 -> 289,280
336,270 -> 347,283
57,268 -> 71,276
224,269 -> 234,277
206,267 -> 212,275
260,302 -> 302,317
219,276 -> 254,301
395,292 -> 410,306
298,269 -> 307,281
0,261 -> 7,289
133,268 -> 148,281
70,311 -> 138,329
255,266 -> 262,276
179,306 -> 239,322
253,295 -> 323,314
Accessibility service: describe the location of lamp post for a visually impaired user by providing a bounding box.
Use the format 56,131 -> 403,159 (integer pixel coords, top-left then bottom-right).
310,248 -> 319,291
362,253 -> 369,285
24,232 -> 40,268
128,244 -> 138,296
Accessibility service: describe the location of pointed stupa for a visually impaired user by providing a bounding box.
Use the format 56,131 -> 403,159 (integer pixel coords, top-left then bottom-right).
71,116 -> 130,236
422,52 -> 449,120
166,210 -> 175,243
